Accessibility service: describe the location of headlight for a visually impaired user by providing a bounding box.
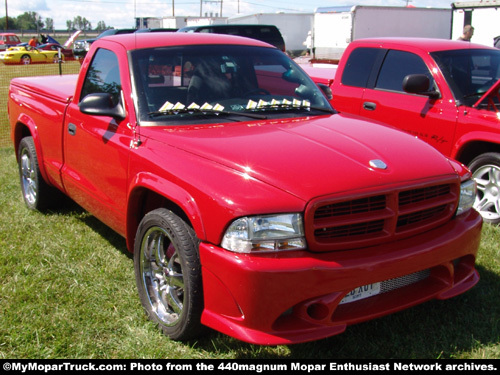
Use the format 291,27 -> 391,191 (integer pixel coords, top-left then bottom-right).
457,179 -> 477,215
221,213 -> 306,253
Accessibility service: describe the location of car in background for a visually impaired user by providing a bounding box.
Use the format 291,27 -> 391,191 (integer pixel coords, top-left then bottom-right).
0,45 -> 62,65
38,43 -> 75,60
0,33 -> 21,51
73,28 -> 136,59
177,24 -> 286,52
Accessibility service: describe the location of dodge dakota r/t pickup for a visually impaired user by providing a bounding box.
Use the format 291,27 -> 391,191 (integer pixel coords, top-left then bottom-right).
317,38 -> 500,225
9,32 -> 482,345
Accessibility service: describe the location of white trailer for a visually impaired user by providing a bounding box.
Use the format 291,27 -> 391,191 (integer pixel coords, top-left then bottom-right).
313,6 -> 452,61
452,1 -> 500,47
227,13 -> 314,55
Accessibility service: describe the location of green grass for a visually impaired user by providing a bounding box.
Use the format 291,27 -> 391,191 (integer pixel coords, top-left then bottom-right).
0,147 -> 499,359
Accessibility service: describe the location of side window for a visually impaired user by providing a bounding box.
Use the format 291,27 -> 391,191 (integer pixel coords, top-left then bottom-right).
80,48 -> 121,105
376,50 -> 432,92
341,47 -> 381,88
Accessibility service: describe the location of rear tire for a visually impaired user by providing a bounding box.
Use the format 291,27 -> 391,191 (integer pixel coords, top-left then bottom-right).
17,137 -> 56,211
469,152 -> 500,224
21,54 -> 31,65
134,208 -> 205,341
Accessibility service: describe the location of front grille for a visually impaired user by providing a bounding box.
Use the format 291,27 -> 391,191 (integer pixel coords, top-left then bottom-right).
306,179 -> 459,251
380,269 -> 431,294
315,195 -> 386,219
397,205 -> 447,227
340,268 -> 431,305
399,185 -> 451,206
315,219 -> 385,239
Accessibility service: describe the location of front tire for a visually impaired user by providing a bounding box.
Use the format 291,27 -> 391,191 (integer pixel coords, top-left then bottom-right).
469,152 -> 500,224
134,208 -> 204,341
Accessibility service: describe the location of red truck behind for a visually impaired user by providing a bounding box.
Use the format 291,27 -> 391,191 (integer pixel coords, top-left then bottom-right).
305,38 -> 500,224
8,33 -> 482,345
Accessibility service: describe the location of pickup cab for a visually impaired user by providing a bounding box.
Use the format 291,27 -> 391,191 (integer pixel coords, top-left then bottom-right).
8,32 -> 482,345
326,38 -> 500,224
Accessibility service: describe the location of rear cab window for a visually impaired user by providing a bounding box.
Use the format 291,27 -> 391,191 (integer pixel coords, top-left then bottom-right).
341,47 -> 382,87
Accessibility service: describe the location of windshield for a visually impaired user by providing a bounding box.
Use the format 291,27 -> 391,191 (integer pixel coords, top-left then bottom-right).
431,48 -> 500,107
130,45 -> 333,125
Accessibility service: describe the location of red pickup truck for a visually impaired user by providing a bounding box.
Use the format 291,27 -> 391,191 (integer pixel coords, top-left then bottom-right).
308,38 -> 500,224
8,33 -> 482,345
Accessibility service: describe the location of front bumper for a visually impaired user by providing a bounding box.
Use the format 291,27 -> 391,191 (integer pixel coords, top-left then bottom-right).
199,209 -> 482,345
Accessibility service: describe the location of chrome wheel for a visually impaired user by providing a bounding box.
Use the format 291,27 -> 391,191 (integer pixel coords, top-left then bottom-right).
134,208 -> 204,340
469,152 -> 500,224
473,164 -> 500,222
17,136 -> 55,211
140,226 -> 185,326
20,148 -> 37,206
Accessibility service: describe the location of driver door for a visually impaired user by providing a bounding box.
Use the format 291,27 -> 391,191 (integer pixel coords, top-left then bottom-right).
61,47 -> 133,235
360,49 -> 458,157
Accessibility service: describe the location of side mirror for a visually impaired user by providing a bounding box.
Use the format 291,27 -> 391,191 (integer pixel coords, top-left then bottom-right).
79,92 -> 126,120
403,74 -> 440,99
317,83 -> 333,100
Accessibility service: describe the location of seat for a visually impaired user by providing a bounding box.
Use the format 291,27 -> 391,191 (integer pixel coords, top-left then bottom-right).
186,58 -> 232,105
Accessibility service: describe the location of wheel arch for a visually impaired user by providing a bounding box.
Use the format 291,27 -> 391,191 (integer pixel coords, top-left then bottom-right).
126,176 -> 206,253
454,140 -> 500,166
12,117 -> 51,184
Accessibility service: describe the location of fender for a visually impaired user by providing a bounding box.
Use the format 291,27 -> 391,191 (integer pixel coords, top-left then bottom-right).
452,130 -> 500,161
126,171 -> 206,252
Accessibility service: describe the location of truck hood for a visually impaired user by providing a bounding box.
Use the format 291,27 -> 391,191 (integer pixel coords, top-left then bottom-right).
141,114 -> 457,201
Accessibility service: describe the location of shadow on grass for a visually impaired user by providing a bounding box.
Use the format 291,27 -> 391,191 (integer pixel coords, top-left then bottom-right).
47,196 -> 130,258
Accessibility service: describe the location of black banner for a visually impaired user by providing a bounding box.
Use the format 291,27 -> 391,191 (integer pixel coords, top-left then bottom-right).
1,359 -> 498,374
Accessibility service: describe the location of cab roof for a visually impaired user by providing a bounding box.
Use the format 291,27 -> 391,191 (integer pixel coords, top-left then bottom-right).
351,37 -> 498,53
100,31 -> 275,50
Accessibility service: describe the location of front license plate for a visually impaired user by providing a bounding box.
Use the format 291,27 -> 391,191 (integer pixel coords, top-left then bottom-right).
339,282 -> 381,304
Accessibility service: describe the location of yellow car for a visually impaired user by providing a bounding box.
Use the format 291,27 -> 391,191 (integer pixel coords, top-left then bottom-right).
0,45 -> 63,65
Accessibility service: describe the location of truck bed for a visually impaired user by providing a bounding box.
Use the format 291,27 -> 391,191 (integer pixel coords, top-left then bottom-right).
11,74 -> 78,103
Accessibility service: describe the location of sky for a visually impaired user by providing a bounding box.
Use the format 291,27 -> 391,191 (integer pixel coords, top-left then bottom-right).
3,0 -> 456,30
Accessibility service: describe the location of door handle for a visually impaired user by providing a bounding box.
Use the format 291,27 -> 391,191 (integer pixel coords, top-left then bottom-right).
363,102 -> 377,111
68,123 -> 77,136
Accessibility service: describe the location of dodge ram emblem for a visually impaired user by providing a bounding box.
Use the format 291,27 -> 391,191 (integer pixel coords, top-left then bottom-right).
369,159 -> 387,170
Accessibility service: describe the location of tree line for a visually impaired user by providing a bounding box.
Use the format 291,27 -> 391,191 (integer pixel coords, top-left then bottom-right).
1,11 -> 110,33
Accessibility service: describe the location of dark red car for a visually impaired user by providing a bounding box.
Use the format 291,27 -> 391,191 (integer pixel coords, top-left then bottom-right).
38,43 -> 75,60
